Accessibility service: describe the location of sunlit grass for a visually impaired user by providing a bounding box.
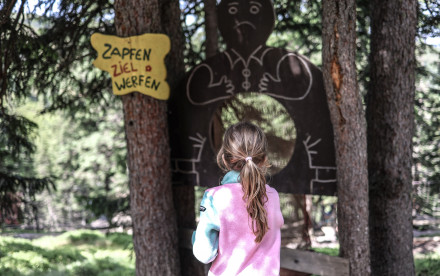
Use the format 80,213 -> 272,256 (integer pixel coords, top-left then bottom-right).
414,252 -> 440,276
1,229 -> 439,275
312,247 -> 339,256
0,230 -> 134,276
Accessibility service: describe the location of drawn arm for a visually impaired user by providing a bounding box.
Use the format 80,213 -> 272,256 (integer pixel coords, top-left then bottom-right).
186,63 -> 235,106
259,53 -> 313,101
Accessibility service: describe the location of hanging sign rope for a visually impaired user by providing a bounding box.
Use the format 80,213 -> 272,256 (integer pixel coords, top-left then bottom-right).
91,33 -> 170,99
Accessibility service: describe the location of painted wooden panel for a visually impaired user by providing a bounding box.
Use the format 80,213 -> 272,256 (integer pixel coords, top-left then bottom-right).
91,33 -> 170,99
169,0 -> 337,195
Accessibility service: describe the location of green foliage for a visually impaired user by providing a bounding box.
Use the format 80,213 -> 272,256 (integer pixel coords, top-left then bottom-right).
0,230 -> 134,276
65,230 -> 105,244
1,0 -> 115,113
181,0 -> 206,70
312,247 -> 339,257
270,0 -> 322,61
0,110 -> 55,225
418,1 -> 440,40
106,232 -> 133,248
3,98 -> 128,229
413,46 -> 440,218
0,0 -> 119,227
415,254 -> 440,276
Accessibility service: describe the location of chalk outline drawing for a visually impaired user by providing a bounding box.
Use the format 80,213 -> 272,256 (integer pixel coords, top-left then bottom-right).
186,64 -> 235,106
259,53 -> 313,100
234,20 -> 256,29
186,44 -> 313,106
303,135 -> 336,193
171,133 -> 206,186
229,0 -> 262,26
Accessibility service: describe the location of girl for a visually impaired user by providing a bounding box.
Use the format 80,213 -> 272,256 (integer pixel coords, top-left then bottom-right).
192,122 -> 284,276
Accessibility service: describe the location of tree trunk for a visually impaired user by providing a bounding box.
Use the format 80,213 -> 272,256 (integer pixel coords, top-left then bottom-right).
114,1 -> 180,275
161,0 -> 205,274
204,0 -> 218,58
367,0 -> 417,275
322,1 -> 370,275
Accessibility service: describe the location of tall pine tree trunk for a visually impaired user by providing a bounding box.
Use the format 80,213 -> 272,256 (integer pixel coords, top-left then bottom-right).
204,0 -> 218,58
367,0 -> 417,275
161,0 -> 205,275
114,0 -> 180,275
322,1 -> 370,275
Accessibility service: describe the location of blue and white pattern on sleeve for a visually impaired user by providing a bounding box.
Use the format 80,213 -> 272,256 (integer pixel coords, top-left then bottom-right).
192,190 -> 220,264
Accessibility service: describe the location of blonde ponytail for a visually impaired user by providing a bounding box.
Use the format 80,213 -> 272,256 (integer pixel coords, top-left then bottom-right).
241,158 -> 269,242
217,122 -> 270,243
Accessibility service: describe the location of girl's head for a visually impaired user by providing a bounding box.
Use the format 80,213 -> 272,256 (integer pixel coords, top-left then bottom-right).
217,121 -> 270,242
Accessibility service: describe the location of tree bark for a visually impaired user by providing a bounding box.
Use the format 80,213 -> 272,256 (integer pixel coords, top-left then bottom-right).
114,1 -> 180,275
322,1 -> 370,275
367,0 -> 417,275
204,0 -> 218,58
161,0 -> 205,274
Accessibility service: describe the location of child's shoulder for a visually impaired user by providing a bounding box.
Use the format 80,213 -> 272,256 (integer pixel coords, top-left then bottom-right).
206,183 -> 240,192
204,183 -> 241,197
266,184 -> 280,197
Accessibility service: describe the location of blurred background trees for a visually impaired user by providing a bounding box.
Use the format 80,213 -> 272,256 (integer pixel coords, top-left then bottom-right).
0,0 -> 125,228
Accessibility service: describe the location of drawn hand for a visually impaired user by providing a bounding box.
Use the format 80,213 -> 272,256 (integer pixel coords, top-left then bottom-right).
187,64 -> 235,105
220,76 -> 235,95
258,75 -> 270,92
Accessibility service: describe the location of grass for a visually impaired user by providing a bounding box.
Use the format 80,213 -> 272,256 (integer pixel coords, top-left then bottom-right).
1,229 -> 439,275
312,247 -> 339,257
414,253 -> 440,276
0,230 -> 134,276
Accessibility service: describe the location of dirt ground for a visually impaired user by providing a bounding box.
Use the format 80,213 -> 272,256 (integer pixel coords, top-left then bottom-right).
413,236 -> 440,255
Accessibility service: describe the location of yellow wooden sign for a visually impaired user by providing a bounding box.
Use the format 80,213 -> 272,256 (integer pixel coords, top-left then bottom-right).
91,33 -> 170,99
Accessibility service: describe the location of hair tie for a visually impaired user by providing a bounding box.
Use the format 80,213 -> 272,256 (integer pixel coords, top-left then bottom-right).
245,156 -> 252,162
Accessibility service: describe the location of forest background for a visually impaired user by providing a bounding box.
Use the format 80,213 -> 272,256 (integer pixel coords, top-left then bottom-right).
0,0 -> 439,274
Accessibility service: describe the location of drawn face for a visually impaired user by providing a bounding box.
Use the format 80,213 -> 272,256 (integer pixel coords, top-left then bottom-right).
218,0 -> 275,52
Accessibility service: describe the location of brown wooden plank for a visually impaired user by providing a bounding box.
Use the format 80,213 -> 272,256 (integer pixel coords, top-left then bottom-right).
180,228 -> 349,276
281,248 -> 349,276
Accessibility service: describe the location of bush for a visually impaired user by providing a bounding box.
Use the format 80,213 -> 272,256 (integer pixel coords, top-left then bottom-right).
106,232 -> 132,248
65,230 -> 105,244
0,251 -> 52,274
0,230 -> 134,276
41,247 -> 85,264
415,254 -> 440,276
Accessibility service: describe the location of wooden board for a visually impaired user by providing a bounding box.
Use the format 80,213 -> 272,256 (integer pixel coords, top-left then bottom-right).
168,0 -> 337,195
280,248 -> 349,276
91,33 -> 170,99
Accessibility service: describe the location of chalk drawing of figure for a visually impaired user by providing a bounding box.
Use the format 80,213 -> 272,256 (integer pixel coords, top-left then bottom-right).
171,133 -> 206,186
170,0 -> 336,194
186,0 -> 313,105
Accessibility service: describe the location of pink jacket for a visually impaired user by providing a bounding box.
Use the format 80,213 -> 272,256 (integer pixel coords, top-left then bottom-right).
193,171 -> 284,276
